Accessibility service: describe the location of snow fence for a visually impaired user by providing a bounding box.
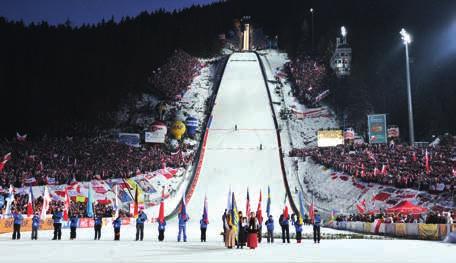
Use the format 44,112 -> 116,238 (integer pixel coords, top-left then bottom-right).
327,221 -> 456,241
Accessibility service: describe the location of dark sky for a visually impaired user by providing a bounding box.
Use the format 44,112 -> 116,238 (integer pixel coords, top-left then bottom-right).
0,0 -> 220,25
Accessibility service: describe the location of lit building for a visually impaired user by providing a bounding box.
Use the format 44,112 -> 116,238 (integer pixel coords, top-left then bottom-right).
330,26 -> 352,77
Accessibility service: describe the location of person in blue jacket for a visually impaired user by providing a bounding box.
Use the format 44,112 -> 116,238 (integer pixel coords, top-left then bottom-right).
113,215 -> 122,241
69,214 -> 79,240
279,212 -> 290,243
31,212 -> 40,240
291,214 -> 303,243
265,215 -> 274,243
135,210 -> 148,241
158,219 -> 166,241
313,210 -> 321,244
52,208 -> 63,240
12,209 -> 23,240
177,211 -> 189,242
94,213 -> 103,240
200,214 -> 208,242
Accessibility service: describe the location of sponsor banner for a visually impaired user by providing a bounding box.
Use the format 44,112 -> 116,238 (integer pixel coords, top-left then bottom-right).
0,218 -> 54,234
388,127 -> 400,138
118,133 -> 140,147
368,114 -> 387,144
145,130 -> 166,144
317,130 -> 344,147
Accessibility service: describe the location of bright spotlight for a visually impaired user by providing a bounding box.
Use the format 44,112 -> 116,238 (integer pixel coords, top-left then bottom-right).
400,28 -> 412,44
341,26 -> 347,37
310,8 -> 314,13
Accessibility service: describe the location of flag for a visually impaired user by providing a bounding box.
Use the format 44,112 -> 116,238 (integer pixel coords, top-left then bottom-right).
180,194 -> 188,220
63,189 -> 70,221
4,185 -> 15,215
113,184 -> 120,218
86,183 -> 94,218
356,199 -> 366,214
266,186 -> 271,217
41,186 -> 51,220
309,201 -> 315,223
27,186 -> 34,217
374,167 -> 379,176
226,187 -> 232,211
412,151 -> 417,162
381,164 -> 387,175
361,163 -> 365,177
16,132 -> 27,142
133,185 -> 139,218
283,205 -> 289,220
0,152 -> 12,172
425,149 -> 430,174
246,188 -> 251,218
231,192 -> 239,235
298,191 -> 306,224
256,190 -> 263,224
202,195 -> 209,224
158,188 -> 165,224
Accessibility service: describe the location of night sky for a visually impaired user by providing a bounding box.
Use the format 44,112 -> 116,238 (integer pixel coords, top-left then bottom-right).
0,0 -> 220,25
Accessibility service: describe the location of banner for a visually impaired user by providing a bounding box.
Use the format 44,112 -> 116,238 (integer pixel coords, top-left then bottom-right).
343,128 -> 355,140
387,127 -> 400,138
418,224 -> 438,240
368,114 -> 387,144
0,196 -> 4,207
317,130 -> 343,147
118,133 -> 140,147
145,129 -> 166,144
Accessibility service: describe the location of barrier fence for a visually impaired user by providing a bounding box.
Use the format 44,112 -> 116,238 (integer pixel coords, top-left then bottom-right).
327,221 -> 456,241
0,217 -> 135,234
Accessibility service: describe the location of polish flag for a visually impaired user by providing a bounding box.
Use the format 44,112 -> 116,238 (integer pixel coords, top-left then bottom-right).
27,186 -> 34,217
381,164 -> 387,175
361,164 -> 366,177
425,150 -> 430,174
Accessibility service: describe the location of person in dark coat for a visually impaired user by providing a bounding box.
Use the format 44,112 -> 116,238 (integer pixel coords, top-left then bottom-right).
31,212 -> 40,240
247,212 -> 259,249
113,216 -> 122,241
69,214 -> 79,240
265,215 -> 274,243
12,209 -> 23,240
313,210 -> 321,244
200,215 -> 208,242
292,214 -> 303,243
237,217 -> 248,249
94,213 -> 103,240
136,210 -> 148,241
158,219 -> 166,241
279,213 -> 290,243
52,209 -> 63,240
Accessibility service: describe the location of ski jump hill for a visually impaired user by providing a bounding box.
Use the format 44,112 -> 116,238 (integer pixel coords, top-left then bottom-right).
180,52 -> 294,233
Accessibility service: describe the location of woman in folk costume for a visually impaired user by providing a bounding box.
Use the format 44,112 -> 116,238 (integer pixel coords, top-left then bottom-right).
237,217 -> 248,249
225,213 -> 236,248
247,212 -> 259,249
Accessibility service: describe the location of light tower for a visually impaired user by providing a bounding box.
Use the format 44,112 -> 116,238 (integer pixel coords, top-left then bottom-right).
330,26 -> 352,77
400,28 -> 415,145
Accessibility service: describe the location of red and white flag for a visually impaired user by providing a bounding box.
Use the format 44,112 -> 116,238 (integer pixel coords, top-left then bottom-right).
63,189 -> 70,221
361,163 -> 366,177
0,152 -> 12,172
356,199 -> 366,214
27,187 -> 34,217
425,149 -> 430,174
40,186 -> 51,220
381,164 -> 387,175
256,190 -> 263,224
246,188 -> 251,219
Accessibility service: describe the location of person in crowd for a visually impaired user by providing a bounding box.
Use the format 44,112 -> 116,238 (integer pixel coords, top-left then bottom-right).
158,219 -> 166,241
136,209 -> 148,241
237,216 -> 248,249
200,214 -> 208,242
69,213 -> 78,240
52,208 -> 63,240
12,209 -> 23,240
279,212 -> 290,243
113,215 -> 122,241
292,213 -> 303,243
247,212 -> 259,249
177,210 -> 189,242
31,212 -> 40,240
225,213 -> 235,249
265,215 -> 274,243
313,210 -> 321,244
94,213 -> 103,240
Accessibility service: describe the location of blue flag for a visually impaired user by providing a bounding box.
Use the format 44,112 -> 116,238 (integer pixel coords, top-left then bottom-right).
266,186 -> 271,217
180,194 -> 188,220
86,183 -> 94,217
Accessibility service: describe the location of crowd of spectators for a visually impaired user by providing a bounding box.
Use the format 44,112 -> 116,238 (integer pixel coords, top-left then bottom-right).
148,49 -> 201,100
0,137 -> 195,189
285,56 -> 328,107
335,210 -> 455,224
290,142 -> 456,195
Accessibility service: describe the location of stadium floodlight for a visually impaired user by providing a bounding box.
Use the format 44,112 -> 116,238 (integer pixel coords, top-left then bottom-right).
310,8 -> 314,13
400,27 -> 415,145
400,28 -> 412,45
341,26 -> 347,37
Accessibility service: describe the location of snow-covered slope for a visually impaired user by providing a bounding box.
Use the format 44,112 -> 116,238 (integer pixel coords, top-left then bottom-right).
184,52 -> 286,234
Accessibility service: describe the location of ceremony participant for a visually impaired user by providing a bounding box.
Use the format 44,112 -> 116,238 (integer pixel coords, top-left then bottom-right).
247,212 -> 259,249
265,215 -> 274,243
52,208 -> 63,240
12,209 -> 23,240
94,213 -> 103,240
31,212 -> 40,240
225,213 -> 235,249
158,219 -> 166,241
237,216 -> 248,249
279,212 -> 290,243
136,209 -> 148,241
313,210 -> 321,244
200,214 -> 208,242
69,214 -> 79,240
113,215 -> 122,241
292,214 -> 303,243
177,210 -> 189,242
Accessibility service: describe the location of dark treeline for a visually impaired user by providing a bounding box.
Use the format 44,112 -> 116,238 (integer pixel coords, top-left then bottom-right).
1,0 -> 455,141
